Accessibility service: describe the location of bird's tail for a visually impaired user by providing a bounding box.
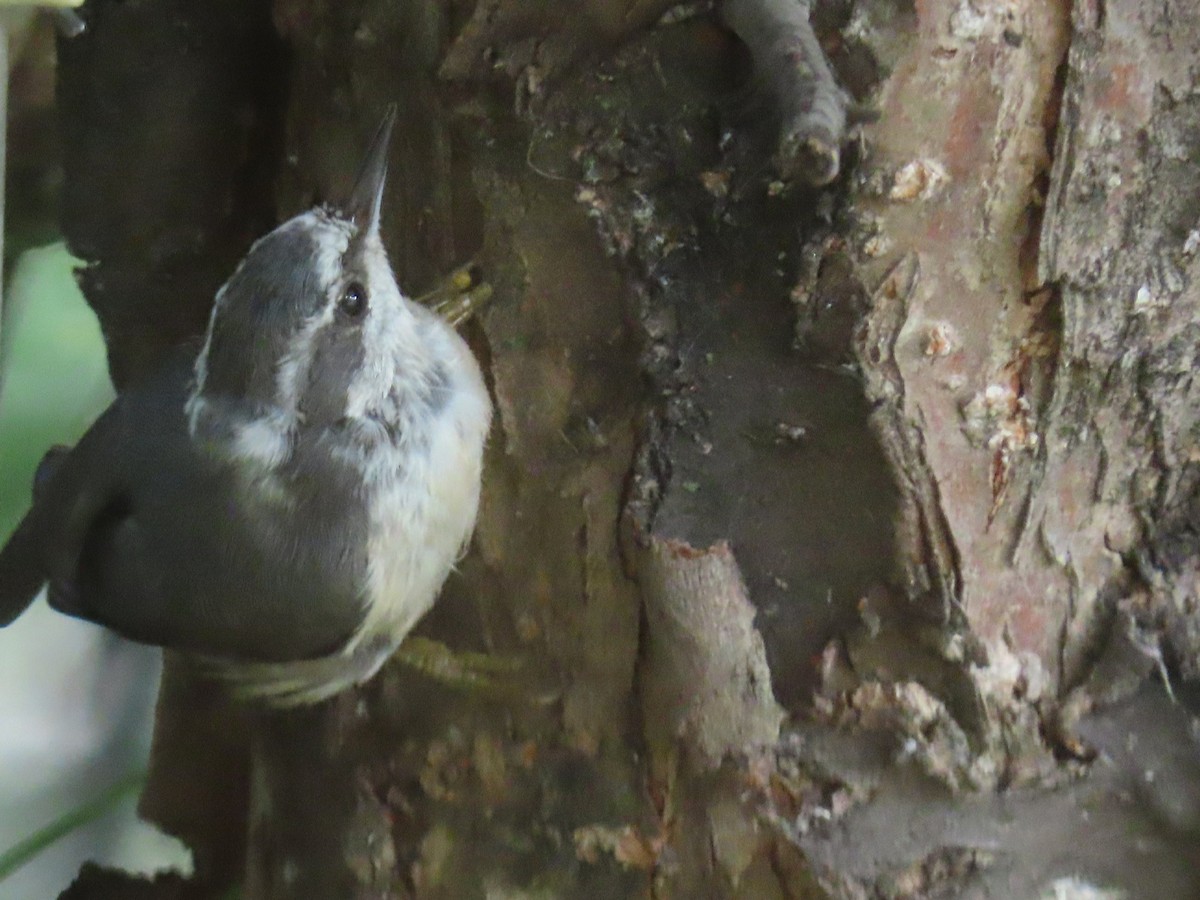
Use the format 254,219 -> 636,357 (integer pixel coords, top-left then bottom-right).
0,509 -> 46,625
0,446 -> 63,624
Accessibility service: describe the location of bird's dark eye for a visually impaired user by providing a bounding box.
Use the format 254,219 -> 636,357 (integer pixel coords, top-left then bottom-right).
339,282 -> 368,318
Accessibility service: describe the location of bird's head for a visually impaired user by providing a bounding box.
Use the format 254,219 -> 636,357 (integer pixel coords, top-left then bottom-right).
186,107 -> 441,467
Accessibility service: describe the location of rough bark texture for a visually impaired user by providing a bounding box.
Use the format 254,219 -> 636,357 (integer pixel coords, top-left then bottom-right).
46,0 -> 1200,898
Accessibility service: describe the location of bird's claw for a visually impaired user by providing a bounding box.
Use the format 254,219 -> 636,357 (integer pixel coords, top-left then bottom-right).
416,262 -> 494,329
390,635 -> 522,691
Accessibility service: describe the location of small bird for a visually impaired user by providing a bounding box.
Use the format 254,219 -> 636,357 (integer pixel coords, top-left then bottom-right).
0,108 -> 492,705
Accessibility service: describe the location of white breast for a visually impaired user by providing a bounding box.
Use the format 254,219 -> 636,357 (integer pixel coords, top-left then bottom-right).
352,321 -> 491,654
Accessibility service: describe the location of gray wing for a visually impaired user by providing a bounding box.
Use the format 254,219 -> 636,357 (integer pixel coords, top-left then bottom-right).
3,348 -> 370,663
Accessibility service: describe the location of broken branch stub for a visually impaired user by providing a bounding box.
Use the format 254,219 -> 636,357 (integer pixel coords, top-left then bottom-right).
722,0 -> 850,186
640,538 -> 784,772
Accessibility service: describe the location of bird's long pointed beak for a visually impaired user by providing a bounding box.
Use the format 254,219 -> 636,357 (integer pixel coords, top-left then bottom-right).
343,104 -> 397,234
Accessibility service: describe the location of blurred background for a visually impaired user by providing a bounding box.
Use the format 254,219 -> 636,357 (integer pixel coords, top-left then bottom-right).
0,11 -> 189,898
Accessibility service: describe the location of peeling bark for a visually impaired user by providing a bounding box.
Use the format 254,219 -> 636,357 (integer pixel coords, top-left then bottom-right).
1039,0 -> 1200,688
846,0 -> 1074,720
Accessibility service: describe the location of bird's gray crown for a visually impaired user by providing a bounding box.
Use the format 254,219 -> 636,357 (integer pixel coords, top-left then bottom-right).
195,213 -> 354,412
183,109 -> 438,471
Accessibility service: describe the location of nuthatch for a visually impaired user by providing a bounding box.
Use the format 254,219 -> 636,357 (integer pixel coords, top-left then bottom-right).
0,108 -> 492,705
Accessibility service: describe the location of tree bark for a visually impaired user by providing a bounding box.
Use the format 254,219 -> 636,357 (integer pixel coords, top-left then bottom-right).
52,0 -> 1200,897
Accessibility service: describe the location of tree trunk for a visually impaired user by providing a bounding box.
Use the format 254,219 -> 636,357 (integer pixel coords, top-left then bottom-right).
53,0 -> 1200,897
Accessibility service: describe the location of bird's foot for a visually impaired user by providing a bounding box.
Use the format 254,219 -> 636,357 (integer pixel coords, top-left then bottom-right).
391,635 -> 522,691
416,262 -> 494,329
